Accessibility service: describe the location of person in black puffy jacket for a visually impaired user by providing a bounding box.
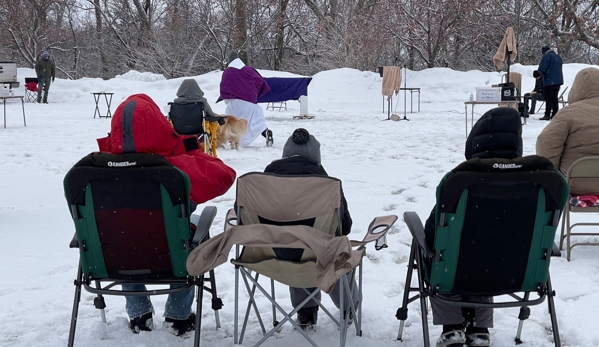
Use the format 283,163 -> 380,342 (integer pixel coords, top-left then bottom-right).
425,107 -> 523,347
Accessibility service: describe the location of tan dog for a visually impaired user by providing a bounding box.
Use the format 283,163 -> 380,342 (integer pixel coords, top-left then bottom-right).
216,115 -> 248,150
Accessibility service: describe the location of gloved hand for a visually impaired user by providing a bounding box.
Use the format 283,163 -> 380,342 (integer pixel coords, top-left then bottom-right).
51,76 -> 55,82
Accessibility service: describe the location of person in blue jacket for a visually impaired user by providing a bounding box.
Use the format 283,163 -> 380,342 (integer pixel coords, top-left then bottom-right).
537,46 -> 563,120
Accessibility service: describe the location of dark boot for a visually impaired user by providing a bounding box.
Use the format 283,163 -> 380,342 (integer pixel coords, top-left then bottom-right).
436,325 -> 466,347
465,327 -> 490,347
165,313 -> 196,336
296,307 -> 318,330
129,312 -> 153,333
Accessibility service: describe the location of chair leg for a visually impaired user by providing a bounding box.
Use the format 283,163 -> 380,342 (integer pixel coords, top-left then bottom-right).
566,207 -> 572,261
514,293 -> 530,344
194,275 -> 204,347
546,274 -> 561,347
340,274 -> 346,347
559,204 -> 567,251
234,263 -> 239,345
238,270 -> 267,343
397,241 -> 417,341
414,246 -> 431,347
239,267 -> 320,347
204,269 -> 222,328
93,280 -> 107,323
271,279 -> 277,327
67,263 -> 84,347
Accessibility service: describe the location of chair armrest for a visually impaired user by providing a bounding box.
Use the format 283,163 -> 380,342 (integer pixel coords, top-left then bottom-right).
224,208 -> 237,232
69,233 -> 79,248
551,242 -> 561,257
191,206 -> 217,248
403,211 -> 434,258
350,214 -> 398,250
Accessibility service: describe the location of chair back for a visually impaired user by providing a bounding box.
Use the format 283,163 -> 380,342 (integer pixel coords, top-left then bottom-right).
233,172 -> 343,287
567,156 -> 599,182
168,102 -> 205,135
25,82 -> 38,92
503,72 -> 522,96
566,155 -> 599,204
63,152 -> 192,280
430,155 -> 568,296
559,86 -> 569,102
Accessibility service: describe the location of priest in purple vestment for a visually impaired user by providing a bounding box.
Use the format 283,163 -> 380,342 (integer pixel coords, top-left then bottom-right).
219,50 -> 274,147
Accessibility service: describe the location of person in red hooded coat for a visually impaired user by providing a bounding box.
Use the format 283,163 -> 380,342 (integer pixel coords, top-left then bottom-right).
97,93 -> 236,335
97,93 -> 236,205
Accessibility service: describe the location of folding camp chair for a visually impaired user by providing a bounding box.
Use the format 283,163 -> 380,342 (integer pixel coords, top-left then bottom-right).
227,172 -> 397,347
167,102 -> 224,157
24,78 -> 38,103
64,152 -> 223,347
396,155 -> 569,346
537,86 -> 568,113
559,156 -> 599,261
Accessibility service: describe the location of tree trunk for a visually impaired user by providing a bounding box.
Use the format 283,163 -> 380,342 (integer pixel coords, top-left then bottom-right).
93,0 -> 109,79
274,0 -> 289,71
234,0 -> 248,64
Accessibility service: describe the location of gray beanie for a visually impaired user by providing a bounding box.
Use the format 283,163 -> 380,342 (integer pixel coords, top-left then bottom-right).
227,50 -> 239,64
282,128 -> 321,164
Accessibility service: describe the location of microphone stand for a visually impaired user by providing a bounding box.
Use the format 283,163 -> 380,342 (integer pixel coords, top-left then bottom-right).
400,65 -> 409,121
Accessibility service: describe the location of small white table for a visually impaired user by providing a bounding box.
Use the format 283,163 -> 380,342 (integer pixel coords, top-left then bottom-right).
0,95 -> 26,129
464,101 -> 519,137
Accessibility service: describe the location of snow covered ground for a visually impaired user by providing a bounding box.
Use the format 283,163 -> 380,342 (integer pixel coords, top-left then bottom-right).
1,63 -> 598,347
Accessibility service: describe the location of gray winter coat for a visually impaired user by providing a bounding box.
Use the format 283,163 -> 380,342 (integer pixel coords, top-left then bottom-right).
173,79 -> 216,118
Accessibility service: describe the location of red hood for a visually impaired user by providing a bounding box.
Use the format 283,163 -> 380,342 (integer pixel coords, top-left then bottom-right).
108,93 -> 183,156
97,93 -> 236,204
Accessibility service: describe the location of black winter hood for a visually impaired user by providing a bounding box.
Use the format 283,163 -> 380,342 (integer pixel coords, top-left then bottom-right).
464,107 -> 523,160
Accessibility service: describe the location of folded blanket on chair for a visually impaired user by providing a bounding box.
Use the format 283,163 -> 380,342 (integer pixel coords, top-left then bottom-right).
570,195 -> 599,208
186,224 -> 364,293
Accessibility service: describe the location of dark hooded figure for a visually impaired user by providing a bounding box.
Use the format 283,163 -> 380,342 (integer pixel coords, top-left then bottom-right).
523,70 -> 545,114
537,46 -> 564,120
174,79 -> 216,118
424,107 -> 523,347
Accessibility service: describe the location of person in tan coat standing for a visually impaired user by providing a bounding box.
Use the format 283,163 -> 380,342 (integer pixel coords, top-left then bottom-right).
536,67 -> 599,195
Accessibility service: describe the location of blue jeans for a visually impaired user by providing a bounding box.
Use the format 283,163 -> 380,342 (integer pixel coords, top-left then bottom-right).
123,284 -> 194,320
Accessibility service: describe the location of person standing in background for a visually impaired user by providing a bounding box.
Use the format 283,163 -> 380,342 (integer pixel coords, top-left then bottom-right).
35,50 -> 56,104
537,46 -> 563,120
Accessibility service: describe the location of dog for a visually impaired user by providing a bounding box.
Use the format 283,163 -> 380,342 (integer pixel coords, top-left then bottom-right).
215,115 -> 248,150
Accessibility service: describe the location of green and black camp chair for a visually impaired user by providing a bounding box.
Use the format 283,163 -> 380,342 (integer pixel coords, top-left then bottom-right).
64,152 -> 222,347
168,101 -> 224,156
396,155 -> 569,346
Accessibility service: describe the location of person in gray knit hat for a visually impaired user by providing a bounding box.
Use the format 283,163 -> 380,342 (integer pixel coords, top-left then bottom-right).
261,128 -> 356,330
282,128 -> 321,163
